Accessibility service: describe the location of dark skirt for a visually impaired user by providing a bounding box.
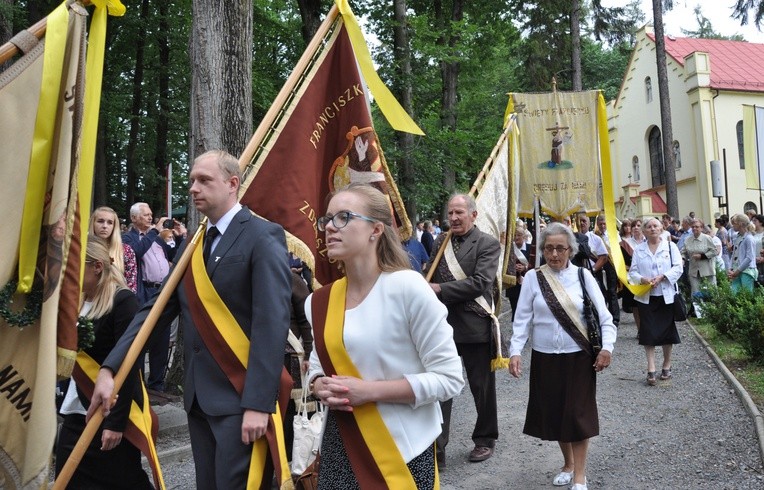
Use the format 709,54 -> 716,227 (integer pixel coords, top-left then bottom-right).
55,414 -> 153,490
317,410 -> 435,489
523,350 -> 599,443
637,296 -> 681,346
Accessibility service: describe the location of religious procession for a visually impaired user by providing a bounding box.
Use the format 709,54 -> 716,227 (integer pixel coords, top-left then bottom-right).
1,1 -> 764,489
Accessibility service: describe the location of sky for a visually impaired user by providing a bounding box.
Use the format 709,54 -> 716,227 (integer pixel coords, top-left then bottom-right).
633,0 -> 764,43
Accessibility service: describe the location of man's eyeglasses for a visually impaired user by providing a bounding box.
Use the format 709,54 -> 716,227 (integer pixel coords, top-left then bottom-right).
317,211 -> 377,232
543,245 -> 570,254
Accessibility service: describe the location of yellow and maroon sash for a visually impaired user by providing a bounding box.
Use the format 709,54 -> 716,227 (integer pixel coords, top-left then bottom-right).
182,233 -> 293,490
312,278 -> 437,489
72,352 -> 165,490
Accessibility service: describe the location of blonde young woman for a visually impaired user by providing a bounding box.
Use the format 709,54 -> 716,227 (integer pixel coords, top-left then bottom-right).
306,183 -> 464,488
90,206 -> 137,292
56,236 -> 156,489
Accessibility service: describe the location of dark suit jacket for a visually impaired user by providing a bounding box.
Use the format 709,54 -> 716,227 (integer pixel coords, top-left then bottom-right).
427,226 -> 501,343
122,227 -> 179,304
75,288 -> 142,432
104,206 -> 292,416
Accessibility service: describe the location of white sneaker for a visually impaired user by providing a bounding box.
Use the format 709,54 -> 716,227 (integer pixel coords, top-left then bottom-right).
553,470 -> 573,486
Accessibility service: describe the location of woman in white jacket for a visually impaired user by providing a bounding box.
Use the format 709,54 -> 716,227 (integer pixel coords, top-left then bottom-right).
628,218 -> 684,386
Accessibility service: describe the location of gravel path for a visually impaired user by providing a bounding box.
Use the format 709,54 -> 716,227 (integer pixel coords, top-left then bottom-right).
439,307 -> 764,489
159,307 -> 764,489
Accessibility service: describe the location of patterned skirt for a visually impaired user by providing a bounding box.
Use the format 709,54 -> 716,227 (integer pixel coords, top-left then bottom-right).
317,410 -> 436,489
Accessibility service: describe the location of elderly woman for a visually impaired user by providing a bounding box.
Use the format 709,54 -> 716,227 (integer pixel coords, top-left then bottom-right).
728,213 -> 757,292
509,223 -> 616,490
306,184 -> 464,488
681,219 -> 717,294
628,218 -> 683,386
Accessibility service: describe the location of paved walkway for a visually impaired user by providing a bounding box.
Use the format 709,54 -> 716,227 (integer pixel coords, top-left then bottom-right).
439,308 -> 764,489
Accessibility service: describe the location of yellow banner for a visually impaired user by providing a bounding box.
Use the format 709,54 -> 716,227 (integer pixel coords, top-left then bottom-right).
509,90 -> 601,219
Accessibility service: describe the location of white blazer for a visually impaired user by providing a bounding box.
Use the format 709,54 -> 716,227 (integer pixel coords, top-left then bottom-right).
628,239 -> 684,304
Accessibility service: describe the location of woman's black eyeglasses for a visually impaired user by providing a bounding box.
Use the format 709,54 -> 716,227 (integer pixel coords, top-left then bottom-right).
317,211 -> 377,232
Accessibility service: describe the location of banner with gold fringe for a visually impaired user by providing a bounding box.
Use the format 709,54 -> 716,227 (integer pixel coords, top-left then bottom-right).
0,1 -> 124,487
508,90 -> 602,220
238,1 -> 418,286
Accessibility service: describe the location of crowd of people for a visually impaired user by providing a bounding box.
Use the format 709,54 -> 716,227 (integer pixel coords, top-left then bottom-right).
56,156 -> 764,489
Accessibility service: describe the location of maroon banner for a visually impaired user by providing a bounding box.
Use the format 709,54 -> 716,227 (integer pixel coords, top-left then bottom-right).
239,21 -> 410,285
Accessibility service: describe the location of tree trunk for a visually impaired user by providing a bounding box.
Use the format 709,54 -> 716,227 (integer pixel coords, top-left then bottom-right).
154,1 -> 170,217
652,0 -> 679,218
393,0 -> 417,221
0,0 -> 12,71
570,0 -> 582,91
296,0 -> 323,44
439,0 -> 463,217
188,0 -> 253,229
125,0 -> 149,209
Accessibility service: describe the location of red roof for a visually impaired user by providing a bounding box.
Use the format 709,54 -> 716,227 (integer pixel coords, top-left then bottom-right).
646,34 -> 764,92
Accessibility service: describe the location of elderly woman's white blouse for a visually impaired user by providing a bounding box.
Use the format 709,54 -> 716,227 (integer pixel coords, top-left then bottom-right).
509,263 -> 616,357
628,239 -> 684,304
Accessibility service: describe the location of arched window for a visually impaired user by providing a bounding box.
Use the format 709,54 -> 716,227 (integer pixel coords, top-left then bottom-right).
737,120 -> 745,169
649,126 -> 664,187
632,156 -> 640,182
645,77 -> 653,103
673,140 -> 681,169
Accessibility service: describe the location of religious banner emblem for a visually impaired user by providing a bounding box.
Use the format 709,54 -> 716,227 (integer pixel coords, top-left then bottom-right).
509,90 -> 602,219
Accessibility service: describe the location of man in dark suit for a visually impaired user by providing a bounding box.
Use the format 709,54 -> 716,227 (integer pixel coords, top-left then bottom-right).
89,150 -> 292,489
426,194 -> 501,465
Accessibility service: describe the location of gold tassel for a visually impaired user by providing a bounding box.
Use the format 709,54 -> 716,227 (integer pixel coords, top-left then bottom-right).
491,356 -> 510,372
56,347 -> 77,379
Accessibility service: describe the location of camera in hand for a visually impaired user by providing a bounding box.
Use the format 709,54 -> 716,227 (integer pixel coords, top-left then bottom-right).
162,219 -> 175,230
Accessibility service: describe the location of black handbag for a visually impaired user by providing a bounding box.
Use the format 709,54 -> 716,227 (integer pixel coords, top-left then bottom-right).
669,247 -> 688,321
578,268 -> 602,354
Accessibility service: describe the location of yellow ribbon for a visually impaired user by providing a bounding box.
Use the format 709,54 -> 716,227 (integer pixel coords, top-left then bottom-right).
335,0 -> 424,136
325,278 -> 420,488
597,92 -> 651,296
77,351 -> 165,489
17,2 -> 68,292
77,0 -> 126,284
17,0 -> 125,293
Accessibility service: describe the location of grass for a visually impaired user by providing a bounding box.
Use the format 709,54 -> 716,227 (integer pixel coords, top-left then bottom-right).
693,320 -> 764,413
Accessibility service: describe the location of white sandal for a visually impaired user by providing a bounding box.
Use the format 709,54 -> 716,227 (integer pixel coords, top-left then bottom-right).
553,470 -> 573,486
570,478 -> 588,490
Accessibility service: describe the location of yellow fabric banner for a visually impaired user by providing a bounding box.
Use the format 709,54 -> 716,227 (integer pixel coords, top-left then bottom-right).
509,90 -> 602,219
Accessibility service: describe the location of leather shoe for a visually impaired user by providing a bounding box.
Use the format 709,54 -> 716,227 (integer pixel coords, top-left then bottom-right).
468,445 -> 493,462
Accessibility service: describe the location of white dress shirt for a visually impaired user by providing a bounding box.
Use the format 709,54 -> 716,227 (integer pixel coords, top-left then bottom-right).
509,264 -> 616,357
628,240 -> 684,304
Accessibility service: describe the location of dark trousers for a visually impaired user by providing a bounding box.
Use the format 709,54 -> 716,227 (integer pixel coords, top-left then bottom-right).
436,341 -> 498,457
187,398 -> 254,489
146,326 -> 170,391
595,263 -> 620,326
140,284 -> 169,391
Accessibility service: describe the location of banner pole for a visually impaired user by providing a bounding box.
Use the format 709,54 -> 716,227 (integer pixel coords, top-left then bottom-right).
425,120 -> 515,281
237,4 -> 340,172
53,219 -> 207,490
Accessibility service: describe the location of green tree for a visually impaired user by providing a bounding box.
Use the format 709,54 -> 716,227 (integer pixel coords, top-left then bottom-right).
732,0 -> 764,29
682,5 -> 746,40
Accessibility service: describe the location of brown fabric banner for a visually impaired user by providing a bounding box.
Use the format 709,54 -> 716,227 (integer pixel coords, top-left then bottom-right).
239,20 -> 411,285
